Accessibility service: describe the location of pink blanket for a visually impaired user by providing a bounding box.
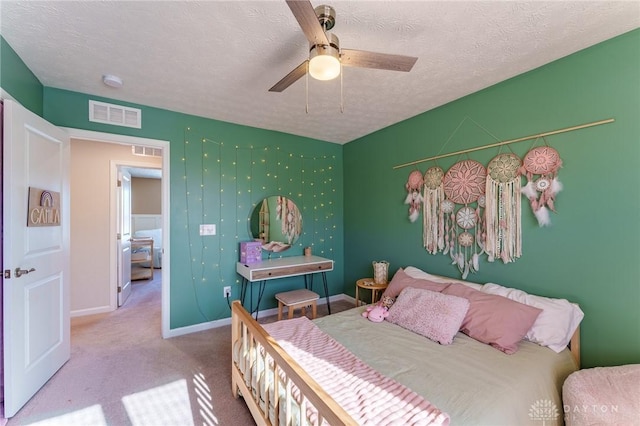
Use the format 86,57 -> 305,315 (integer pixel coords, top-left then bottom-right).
264,317 -> 449,426
563,364 -> 640,426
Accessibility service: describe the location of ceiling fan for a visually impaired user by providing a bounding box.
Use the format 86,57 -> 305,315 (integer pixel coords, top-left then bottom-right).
269,0 -> 418,92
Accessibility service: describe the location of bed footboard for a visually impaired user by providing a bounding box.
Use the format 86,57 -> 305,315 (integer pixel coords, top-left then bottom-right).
231,300 -> 356,426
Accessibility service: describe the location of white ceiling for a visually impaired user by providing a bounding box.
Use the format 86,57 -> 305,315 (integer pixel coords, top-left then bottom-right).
2,1 -> 639,144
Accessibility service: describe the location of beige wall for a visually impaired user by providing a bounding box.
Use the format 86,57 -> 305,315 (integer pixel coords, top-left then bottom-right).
70,139 -> 161,314
132,177 -> 161,214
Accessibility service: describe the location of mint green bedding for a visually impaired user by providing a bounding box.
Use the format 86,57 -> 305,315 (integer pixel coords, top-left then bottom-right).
313,306 -> 578,426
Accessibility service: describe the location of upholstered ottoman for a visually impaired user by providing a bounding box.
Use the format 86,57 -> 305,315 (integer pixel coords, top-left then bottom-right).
563,364 -> 640,425
275,289 -> 319,320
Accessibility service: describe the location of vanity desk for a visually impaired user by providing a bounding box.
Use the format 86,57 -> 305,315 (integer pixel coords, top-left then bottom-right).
236,255 -> 334,318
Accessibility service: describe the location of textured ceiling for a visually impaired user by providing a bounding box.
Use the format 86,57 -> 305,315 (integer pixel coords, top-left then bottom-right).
1,1 -> 639,144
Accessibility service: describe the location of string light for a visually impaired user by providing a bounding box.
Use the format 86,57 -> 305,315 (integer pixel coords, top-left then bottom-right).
181,127 -> 339,315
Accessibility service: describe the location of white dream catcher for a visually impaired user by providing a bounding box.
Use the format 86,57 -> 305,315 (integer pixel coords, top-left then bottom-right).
442,159 -> 487,278
404,170 -> 424,222
485,153 -> 522,263
519,143 -> 563,226
282,197 -> 301,244
422,166 -> 445,254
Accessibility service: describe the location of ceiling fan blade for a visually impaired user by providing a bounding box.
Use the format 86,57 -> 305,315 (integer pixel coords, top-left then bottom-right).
340,49 -> 418,72
286,0 -> 329,46
269,60 -> 308,92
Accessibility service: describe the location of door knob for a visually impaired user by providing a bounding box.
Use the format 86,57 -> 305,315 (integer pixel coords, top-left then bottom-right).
15,267 -> 36,278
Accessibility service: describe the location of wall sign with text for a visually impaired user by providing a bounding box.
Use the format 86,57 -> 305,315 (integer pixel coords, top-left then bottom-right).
28,187 -> 61,227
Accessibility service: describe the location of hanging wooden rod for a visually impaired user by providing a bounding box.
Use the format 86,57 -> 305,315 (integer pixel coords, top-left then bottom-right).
393,118 -> 615,170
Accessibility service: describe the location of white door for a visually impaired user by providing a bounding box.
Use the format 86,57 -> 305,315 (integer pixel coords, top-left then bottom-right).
117,169 -> 132,307
2,100 -> 70,417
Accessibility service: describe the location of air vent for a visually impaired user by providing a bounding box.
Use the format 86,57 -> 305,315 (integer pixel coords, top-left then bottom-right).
132,145 -> 162,158
89,100 -> 141,129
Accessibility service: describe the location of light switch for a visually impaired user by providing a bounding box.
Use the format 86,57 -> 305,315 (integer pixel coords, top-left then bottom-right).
199,224 -> 216,236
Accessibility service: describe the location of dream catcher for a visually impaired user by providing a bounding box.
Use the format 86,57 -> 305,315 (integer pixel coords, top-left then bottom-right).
404,170 -> 424,223
443,159 -> 486,278
276,195 -> 284,220
275,197 -> 301,244
520,144 -> 563,226
485,153 -> 522,263
282,198 -> 301,244
422,166 -> 445,254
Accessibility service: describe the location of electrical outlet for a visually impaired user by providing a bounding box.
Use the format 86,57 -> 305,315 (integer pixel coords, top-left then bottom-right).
223,286 -> 231,298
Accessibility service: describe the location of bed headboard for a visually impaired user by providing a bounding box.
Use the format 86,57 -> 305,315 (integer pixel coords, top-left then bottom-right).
132,214 -> 162,233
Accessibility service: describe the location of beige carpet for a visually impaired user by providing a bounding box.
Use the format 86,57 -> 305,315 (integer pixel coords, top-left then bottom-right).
7,271 -> 353,426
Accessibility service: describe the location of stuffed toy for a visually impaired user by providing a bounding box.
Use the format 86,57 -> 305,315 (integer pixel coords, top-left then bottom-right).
362,303 -> 389,323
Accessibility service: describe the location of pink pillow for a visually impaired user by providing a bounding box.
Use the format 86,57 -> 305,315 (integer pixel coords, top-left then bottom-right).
442,283 -> 543,354
382,268 -> 450,299
481,283 -> 584,353
387,287 -> 470,345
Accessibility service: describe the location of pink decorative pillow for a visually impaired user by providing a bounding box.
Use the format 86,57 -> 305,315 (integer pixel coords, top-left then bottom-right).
382,268 -> 450,299
387,287 -> 470,345
481,283 -> 584,353
442,283 -> 543,354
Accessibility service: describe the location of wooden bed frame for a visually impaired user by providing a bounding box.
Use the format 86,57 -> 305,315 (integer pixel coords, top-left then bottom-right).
231,300 -> 581,426
231,300 -> 358,425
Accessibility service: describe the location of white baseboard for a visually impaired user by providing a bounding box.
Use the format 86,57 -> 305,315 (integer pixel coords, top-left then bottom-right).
165,293 -> 354,338
71,305 -> 113,317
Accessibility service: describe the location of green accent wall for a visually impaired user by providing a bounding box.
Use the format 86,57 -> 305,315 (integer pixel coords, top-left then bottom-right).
41,88 -> 344,329
344,29 -> 640,368
0,36 -> 43,116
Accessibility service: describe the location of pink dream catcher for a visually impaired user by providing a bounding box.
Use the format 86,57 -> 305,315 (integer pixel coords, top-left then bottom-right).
485,153 -> 522,264
422,166 -> 445,254
519,145 -> 563,226
442,159 -> 486,279
281,198 -> 301,244
404,170 -> 424,223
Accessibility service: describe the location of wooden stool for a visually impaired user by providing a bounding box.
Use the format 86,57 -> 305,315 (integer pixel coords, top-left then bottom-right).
275,289 -> 319,320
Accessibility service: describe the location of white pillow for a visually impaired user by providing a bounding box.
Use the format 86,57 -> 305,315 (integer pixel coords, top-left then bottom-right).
403,266 -> 484,291
481,283 -> 584,353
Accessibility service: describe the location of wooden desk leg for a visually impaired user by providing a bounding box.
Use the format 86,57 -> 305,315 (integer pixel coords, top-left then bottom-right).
355,285 -> 360,307
277,301 -> 283,321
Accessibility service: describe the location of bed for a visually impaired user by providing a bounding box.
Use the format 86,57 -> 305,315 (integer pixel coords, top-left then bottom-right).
131,214 -> 162,268
131,228 -> 162,268
231,266 -> 583,425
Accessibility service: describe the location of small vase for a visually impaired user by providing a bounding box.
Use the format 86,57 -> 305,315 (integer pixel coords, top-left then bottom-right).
372,261 -> 390,285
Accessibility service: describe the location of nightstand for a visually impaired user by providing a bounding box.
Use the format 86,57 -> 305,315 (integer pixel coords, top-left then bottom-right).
355,278 -> 388,307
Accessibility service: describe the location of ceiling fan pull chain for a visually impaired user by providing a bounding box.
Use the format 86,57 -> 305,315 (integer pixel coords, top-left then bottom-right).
305,62 -> 309,114
340,62 -> 344,113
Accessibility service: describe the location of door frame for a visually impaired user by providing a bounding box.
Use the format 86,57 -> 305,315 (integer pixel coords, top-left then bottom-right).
64,128 -> 171,338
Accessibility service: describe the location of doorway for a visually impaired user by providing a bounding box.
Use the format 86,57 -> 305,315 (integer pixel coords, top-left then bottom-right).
65,128 -> 170,338
121,166 -> 163,305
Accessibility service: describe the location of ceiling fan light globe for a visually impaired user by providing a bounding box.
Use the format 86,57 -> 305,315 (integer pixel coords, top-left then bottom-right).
309,54 -> 340,80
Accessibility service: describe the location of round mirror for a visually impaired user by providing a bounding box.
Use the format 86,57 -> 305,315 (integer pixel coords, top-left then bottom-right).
249,196 -> 302,252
